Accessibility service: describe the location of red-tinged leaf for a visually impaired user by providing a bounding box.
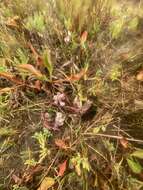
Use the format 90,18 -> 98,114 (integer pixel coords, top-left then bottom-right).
120,52 -> 130,60
0,72 -> 22,84
55,139 -> 68,150
37,56 -> 44,67
34,80 -> 41,91
53,69 -> 87,84
0,72 -> 15,80
136,70 -> 143,81
58,160 -> 67,177
80,31 -> 88,44
18,64 -> 44,78
28,42 -> 44,67
28,42 -> 39,60
6,16 -> 20,27
12,174 -> 22,185
67,69 -> 86,82
120,138 -> 128,149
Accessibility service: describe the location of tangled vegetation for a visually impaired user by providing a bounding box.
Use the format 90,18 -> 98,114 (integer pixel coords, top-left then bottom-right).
0,0 -> 143,189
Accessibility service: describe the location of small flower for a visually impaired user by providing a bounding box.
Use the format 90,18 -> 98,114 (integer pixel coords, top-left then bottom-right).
54,112 -> 65,128
53,92 -> 66,107
64,31 -> 71,44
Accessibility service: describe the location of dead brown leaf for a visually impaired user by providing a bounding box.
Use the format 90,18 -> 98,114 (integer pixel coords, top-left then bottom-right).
6,16 -> 20,27
54,69 -> 87,84
0,72 -> 23,84
12,174 -> 22,185
66,69 -> 86,82
22,165 -> 44,183
55,139 -> 68,150
120,138 -> 128,149
34,80 -> 41,91
37,177 -> 55,190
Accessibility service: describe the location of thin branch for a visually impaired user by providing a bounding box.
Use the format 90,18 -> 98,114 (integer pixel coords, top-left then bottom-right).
83,133 -> 143,144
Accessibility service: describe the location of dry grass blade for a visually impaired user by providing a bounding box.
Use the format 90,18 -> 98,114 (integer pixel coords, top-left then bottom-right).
84,133 -> 143,144
0,87 -> 14,94
18,64 -> 44,78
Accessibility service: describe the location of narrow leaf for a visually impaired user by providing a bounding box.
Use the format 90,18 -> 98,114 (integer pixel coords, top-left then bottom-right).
28,42 -> 39,60
58,160 -> 67,177
0,72 -> 22,84
0,87 -> 14,94
127,158 -> 142,174
131,150 -> 143,159
18,64 -> 44,79
43,50 -> 53,80
54,69 -> 87,84
80,31 -> 88,44
66,69 -> 86,82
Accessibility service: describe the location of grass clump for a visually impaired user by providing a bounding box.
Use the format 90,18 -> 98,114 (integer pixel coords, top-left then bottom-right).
25,12 -> 46,33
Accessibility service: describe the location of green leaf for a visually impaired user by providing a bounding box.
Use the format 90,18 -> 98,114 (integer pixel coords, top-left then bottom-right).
93,126 -> 101,134
82,157 -> 90,172
110,18 -> 124,39
0,66 -> 7,72
26,12 -> 45,33
0,59 -> 7,72
127,158 -> 142,174
43,50 -> 53,80
16,49 -> 29,65
128,17 -> 138,30
131,149 -> 143,159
